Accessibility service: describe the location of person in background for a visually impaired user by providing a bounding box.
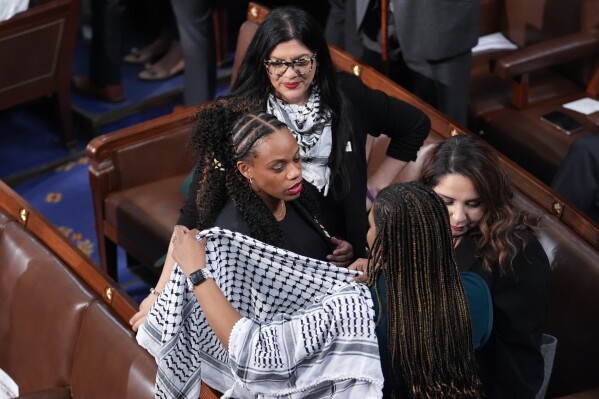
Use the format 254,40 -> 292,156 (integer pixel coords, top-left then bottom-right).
551,134 -> 599,224
72,0 -> 126,103
167,0 -> 216,106
326,0 -> 478,126
420,135 -> 551,398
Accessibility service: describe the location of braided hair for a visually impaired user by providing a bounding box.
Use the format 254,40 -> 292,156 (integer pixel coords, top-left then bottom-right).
189,101 -> 320,246
367,182 -> 481,398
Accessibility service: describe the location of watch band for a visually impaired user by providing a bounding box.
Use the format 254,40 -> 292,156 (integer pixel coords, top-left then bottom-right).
188,268 -> 213,287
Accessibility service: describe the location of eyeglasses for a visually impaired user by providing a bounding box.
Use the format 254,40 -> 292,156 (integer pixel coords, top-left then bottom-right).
263,53 -> 317,77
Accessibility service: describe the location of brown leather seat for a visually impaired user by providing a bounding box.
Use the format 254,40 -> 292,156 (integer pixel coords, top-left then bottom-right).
0,0 -> 80,149
0,180 -> 222,399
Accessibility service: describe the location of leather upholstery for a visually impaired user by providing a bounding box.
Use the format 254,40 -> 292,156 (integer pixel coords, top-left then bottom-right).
0,181 -> 222,399
70,302 -> 156,399
88,115 -> 196,279
0,222 -> 95,394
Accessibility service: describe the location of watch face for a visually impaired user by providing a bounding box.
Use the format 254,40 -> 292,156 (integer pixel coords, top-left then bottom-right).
189,270 -> 206,286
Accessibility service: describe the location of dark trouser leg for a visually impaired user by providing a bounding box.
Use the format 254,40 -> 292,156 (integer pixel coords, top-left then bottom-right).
90,0 -> 126,86
404,50 -> 472,127
170,0 -> 216,106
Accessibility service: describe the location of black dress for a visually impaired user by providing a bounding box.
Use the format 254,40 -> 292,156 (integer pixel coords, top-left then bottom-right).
454,230 -> 551,398
214,199 -> 332,262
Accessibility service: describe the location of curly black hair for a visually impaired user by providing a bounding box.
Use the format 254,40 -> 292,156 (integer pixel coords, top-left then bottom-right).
189,99 -> 322,247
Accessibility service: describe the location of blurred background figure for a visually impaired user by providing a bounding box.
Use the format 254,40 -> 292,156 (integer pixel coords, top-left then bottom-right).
326,0 -> 479,126
72,0 -> 126,103
551,135 -> 599,224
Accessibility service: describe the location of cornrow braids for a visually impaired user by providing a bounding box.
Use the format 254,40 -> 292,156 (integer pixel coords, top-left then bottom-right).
228,111 -> 290,246
367,182 -> 481,398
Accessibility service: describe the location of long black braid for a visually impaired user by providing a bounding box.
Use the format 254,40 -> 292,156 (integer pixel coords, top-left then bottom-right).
367,182 -> 482,398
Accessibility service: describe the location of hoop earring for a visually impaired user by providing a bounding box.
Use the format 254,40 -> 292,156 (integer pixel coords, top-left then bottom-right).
249,177 -> 253,187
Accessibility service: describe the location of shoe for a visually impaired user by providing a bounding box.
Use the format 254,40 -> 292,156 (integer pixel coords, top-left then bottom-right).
123,34 -> 171,65
138,59 -> 185,81
72,75 -> 125,103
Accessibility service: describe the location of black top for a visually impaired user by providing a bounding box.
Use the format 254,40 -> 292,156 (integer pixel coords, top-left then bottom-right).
454,229 -> 551,398
178,72 -> 430,257
214,199 -> 332,261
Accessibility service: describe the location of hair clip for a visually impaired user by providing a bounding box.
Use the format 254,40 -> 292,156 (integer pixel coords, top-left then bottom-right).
213,158 -> 225,171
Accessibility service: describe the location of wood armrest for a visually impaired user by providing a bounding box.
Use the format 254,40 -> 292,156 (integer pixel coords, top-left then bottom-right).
492,31 -> 599,80
87,106 -> 199,193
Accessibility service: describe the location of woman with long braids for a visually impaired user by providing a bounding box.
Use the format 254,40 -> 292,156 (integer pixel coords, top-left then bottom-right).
363,182 -> 484,398
130,105 -> 353,330
420,135 -> 551,397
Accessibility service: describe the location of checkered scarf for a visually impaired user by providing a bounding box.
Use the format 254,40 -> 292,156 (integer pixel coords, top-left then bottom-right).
137,227 -> 383,399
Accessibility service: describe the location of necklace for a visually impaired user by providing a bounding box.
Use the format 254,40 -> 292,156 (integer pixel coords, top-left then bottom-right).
274,201 -> 286,220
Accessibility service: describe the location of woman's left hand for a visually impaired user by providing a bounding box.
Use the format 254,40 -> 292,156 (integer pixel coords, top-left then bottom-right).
171,225 -> 206,276
327,237 -> 354,267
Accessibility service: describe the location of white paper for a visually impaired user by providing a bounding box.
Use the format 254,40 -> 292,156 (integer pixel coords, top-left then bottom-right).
562,97 -> 599,115
472,32 -> 518,54
0,369 -> 18,399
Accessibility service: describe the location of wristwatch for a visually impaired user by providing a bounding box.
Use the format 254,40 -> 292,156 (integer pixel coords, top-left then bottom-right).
187,268 -> 213,287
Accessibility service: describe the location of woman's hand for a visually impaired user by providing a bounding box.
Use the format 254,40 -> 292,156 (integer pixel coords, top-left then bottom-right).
348,257 -> 369,283
327,237 -> 354,267
171,225 -> 206,276
130,293 -> 158,331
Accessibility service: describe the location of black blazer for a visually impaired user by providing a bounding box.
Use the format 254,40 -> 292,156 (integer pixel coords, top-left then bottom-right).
455,231 -> 551,398
326,72 -> 429,256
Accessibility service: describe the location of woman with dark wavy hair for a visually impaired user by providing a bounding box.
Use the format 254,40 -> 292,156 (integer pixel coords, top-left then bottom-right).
178,5 -> 430,259
420,135 -> 551,398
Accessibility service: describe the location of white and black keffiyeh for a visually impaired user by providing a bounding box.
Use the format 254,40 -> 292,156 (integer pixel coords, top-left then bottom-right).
267,85 -> 333,195
137,227 -> 383,399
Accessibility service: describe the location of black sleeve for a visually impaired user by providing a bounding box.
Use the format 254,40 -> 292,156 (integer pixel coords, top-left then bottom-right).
490,235 -> 551,398
176,165 -> 200,229
338,72 -> 430,162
